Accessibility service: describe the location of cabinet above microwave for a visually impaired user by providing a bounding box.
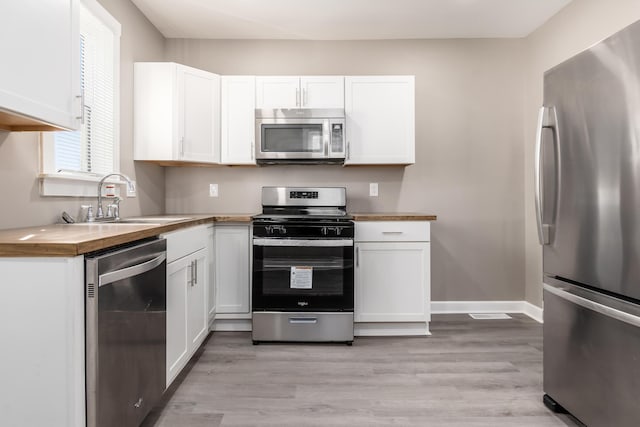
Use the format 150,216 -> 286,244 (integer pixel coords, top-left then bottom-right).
255,76 -> 344,109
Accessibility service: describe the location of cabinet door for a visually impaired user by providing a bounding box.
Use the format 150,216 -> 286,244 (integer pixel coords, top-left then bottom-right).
166,256 -> 190,387
215,226 -> 251,314
255,76 -> 299,108
221,76 -> 256,164
0,0 -> 80,130
187,249 -> 208,350
355,242 -> 429,322
345,76 -> 415,165
301,76 -> 344,108
178,65 -> 220,163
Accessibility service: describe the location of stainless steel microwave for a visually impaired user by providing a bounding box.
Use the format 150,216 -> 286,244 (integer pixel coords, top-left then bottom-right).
255,108 -> 346,164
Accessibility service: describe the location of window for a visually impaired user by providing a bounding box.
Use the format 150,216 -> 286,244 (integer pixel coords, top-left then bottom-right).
40,0 -> 121,197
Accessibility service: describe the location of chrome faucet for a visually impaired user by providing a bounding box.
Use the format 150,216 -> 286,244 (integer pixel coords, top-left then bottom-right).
92,173 -> 133,221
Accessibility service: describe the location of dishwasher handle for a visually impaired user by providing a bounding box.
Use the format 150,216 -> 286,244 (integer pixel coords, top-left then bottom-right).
99,253 -> 166,287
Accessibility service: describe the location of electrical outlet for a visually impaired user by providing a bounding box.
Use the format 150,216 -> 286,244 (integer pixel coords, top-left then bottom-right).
126,180 -> 136,198
209,183 -> 219,197
369,182 -> 379,197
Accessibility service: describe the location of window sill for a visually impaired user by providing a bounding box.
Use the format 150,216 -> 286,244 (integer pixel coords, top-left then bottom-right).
39,173 -> 124,197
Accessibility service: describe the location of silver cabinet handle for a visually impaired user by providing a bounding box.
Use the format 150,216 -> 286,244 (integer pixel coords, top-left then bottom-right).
251,140 -> 255,161
534,106 -> 559,245
289,317 -> 317,324
303,88 -> 307,106
296,87 -> 300,107
180,136 -> 185,158
193,259 -> 198,285
382,231 -> 404,235
99,253 -> 166,287
356,246 -> 359,268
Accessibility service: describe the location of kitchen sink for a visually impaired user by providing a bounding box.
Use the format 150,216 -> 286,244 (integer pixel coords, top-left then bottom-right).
71,216 -> 193,225
116,216 -> 193,223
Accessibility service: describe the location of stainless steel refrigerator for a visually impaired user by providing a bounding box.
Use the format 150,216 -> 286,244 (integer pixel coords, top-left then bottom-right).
537,19 -> 640,427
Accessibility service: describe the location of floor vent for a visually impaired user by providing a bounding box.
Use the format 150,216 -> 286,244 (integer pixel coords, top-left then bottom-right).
469,313 -> 512,320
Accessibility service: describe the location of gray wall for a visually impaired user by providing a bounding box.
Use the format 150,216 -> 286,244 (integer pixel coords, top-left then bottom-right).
164,39 -> 527,302
0,0 -> 165,229
523,0 -> 640,307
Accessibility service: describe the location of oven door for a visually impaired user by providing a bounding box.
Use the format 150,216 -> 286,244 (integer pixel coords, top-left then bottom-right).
252,238 -> 354,312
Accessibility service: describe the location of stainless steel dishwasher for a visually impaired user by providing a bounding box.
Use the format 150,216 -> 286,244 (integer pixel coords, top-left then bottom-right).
85,238 -> 167,427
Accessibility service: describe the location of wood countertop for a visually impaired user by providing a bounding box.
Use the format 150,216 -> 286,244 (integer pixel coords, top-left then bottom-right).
350,213 -> 437,221
0,212 -> 436,257
0,214 -> 254,257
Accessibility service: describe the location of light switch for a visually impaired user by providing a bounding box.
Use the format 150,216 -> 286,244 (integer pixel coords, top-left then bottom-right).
126,181 -> 136,198
369,183 -> 378,197
209,184 -> 219,197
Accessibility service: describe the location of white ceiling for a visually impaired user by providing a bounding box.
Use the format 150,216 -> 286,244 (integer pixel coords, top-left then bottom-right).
131,0 -> 572,40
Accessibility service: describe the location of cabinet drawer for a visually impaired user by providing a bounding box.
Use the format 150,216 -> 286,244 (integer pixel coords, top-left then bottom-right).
355,221 -> 430,242
162,225 -> 208,263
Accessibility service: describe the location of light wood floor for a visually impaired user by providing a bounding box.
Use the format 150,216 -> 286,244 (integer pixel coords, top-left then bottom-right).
143,314 -> 582,427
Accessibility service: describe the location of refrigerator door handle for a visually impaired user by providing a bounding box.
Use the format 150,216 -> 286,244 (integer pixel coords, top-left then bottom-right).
544,283 -> 640,329
535,106 -> 558,245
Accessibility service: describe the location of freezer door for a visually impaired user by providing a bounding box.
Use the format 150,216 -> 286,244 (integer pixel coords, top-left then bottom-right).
541,19 -> 640,300
543,278 -> 640,426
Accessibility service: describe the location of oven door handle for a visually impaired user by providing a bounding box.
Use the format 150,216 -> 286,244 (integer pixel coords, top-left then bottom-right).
253,238 -> 353,247
289,317 -> 318,324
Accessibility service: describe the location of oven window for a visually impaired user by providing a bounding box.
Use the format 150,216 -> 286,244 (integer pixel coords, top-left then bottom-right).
262,124 -> 323,153
259,246 -> 345,296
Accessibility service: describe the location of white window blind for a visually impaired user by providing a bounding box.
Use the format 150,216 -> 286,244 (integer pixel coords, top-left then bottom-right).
54,1 -> 117,176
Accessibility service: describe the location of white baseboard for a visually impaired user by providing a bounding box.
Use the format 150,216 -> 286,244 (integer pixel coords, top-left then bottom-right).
431,300 -> 543,323
522,301 -> 544,323
355,322 -> 431,337
213,318 -> 252,331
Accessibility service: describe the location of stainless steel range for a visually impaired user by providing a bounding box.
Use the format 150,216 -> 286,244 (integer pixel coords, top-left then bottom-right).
252,187 -> 354,344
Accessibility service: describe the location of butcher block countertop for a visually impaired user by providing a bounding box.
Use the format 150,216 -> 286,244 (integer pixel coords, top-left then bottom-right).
0,214 -> 253,257
0,213 -> 435,257
351,213 -> 437,221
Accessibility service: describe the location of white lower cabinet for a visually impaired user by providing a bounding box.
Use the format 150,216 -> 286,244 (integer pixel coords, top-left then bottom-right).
354,221 -> 431,336
0,256 -> 85,427
163,225 -> 209,387
214,224 -> 252,330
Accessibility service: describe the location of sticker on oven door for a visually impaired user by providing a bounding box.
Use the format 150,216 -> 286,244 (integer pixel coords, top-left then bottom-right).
290,266 -> 313,289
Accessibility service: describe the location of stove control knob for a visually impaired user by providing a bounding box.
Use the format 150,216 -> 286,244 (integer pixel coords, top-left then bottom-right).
321,227 -> 328,236
336,227 -> 342,236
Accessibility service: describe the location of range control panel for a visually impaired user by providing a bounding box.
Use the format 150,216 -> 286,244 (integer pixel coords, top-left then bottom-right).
289,191 -> 319,199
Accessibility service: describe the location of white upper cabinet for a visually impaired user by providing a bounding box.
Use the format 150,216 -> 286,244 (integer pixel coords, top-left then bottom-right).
255,76 -> 299,109
256,76 -> 344,109
221,76 -> 256,165
345,76 -> 415,165
134,62 -> 221,164
0,0 -> 80,131
300,76 -> 345,108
